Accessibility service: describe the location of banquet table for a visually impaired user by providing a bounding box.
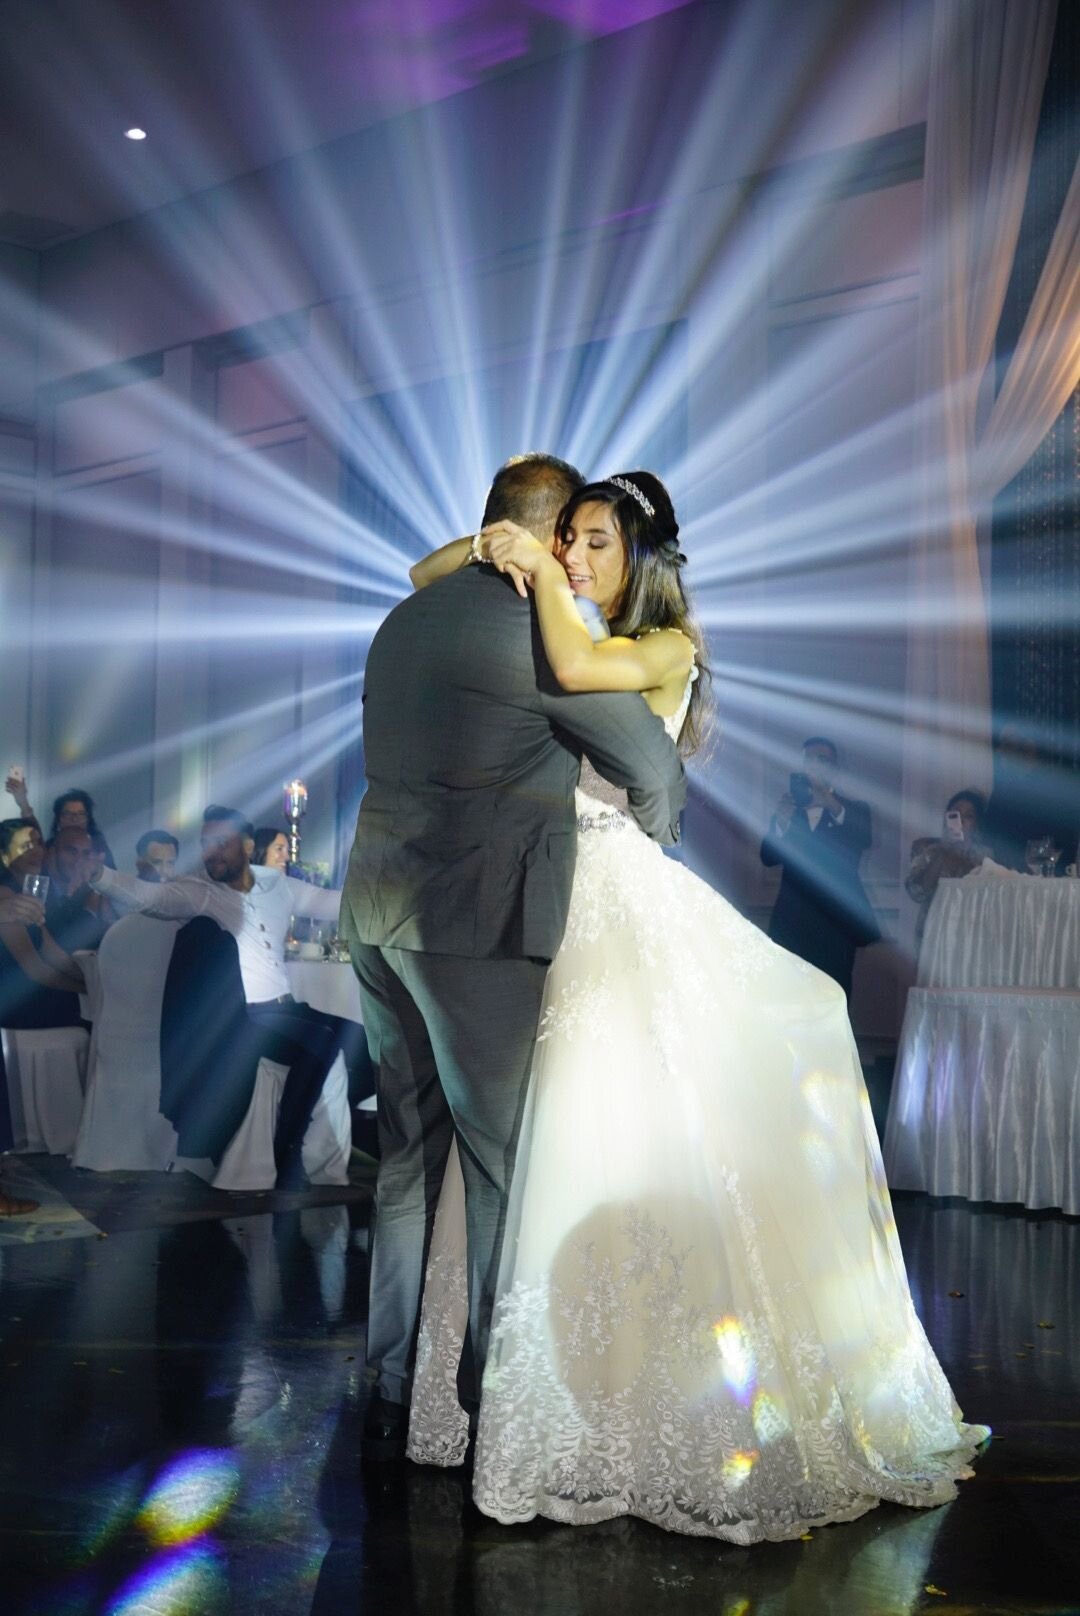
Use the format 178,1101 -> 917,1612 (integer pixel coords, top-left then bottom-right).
286,958 -> 364,1023
918,870 -> 1080,989
883,987 -> 1080,1215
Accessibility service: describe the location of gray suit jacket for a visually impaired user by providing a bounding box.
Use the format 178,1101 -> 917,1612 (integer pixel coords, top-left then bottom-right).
340,565 -> 686,962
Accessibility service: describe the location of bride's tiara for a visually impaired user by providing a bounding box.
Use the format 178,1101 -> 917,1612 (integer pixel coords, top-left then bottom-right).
608,476 -> 655,519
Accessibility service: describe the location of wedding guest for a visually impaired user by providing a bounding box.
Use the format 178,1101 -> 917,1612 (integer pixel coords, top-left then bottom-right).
43,788 -> 117,869
91,805 -> 366,1189
2,777 -> 118,873
0,823 -> 85,1031
46,827 -> 114,952
0,886 -> 47,1211
252,827 -> 290,871
905,789 -> 989,954
760,736 -> 879,1000
135,829 -> 179,882
0,818 -> 43,888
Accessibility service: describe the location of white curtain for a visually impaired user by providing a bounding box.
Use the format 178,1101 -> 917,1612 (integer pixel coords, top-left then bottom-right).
900,0 -> 1065,948
979,154 -> 1080,495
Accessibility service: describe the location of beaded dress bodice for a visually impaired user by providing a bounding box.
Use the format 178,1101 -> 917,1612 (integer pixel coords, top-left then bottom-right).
576,662 -> 697,826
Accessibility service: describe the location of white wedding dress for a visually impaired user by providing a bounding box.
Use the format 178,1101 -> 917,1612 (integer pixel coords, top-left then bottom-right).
406,672 -> 987,1542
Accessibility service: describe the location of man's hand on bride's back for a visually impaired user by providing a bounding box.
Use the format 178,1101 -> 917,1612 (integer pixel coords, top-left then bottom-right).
482,521 -> 557,598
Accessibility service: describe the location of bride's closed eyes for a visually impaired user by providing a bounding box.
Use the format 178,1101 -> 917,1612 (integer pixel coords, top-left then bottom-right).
557,501 -> 627,615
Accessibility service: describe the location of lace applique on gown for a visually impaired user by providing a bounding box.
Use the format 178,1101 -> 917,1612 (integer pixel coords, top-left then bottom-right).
406,666 -> 987,1538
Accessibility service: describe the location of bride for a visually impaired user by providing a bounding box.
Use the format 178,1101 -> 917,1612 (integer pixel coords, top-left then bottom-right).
405,470 -> 986,1542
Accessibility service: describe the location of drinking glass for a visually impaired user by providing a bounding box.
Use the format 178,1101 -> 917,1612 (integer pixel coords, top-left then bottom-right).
1024,837 -> 1057,878
22,872 -> 50,902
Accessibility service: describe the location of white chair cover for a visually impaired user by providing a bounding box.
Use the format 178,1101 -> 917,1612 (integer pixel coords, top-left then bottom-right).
210,1050 -> 351,1192
72,914 -> 182,1172
2,1025 -> 89,1155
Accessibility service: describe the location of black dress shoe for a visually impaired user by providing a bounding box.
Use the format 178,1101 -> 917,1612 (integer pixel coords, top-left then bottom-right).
361,1394 -> 410,1460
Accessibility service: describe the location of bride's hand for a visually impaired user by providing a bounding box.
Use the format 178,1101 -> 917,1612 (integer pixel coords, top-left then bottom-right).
482,522 -> 558,596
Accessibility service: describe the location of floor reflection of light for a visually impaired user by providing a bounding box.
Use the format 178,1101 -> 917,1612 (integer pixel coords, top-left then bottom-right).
108,1542 -> 225,1616
137,1450 -> 240,1546
78,1465 -> 146,1560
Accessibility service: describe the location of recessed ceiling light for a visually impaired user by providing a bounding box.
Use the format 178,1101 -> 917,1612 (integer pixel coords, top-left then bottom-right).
125,127 -> 147,141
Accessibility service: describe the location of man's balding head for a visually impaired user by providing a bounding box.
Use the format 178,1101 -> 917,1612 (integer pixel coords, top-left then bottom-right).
481,453 -> 584,546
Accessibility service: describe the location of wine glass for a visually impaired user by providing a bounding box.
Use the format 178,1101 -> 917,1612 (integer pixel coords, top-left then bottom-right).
1024,837 -> 1058,878
22,872 -> 49,902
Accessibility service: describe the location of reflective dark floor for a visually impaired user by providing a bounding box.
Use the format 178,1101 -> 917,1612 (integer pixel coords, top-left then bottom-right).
1,1161 -> 1078,1616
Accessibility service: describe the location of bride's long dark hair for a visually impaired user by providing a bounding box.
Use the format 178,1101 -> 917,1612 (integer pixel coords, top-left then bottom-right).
554,470 -> 713,758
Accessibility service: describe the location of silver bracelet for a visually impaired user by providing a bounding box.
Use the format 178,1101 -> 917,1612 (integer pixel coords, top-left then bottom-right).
468,532 -> 486,565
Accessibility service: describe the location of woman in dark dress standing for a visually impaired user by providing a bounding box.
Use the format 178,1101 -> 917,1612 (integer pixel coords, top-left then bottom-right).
0,820 -> 86,1210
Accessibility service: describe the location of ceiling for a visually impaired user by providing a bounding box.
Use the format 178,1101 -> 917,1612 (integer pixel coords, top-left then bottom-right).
0,0 -> 698,249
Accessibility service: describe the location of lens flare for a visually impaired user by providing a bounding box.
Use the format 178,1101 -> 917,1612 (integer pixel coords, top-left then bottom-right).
722,1449 -> 759,1488
800,1129 -> 835,1181
136,1450 -> 240,1547
713,1315 -> 756,1404
108,1543 -> 225,1616
751,1389 -> 789,1444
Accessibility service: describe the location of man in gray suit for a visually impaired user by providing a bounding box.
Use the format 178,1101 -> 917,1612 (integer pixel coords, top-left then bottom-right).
340,454 -> 686,1456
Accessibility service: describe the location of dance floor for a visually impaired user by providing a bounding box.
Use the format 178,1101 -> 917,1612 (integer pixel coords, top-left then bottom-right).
1,1159 -> 1077,1616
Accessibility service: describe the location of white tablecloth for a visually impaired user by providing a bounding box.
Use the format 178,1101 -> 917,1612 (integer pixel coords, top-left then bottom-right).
884,987 -> 1080,1214
83,952 -> 362,1024
919,872 -> 1080,989
286,959 -> 363,1023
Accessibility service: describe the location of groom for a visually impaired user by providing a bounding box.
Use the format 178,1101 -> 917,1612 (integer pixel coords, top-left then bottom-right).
341,452 -> 686,1457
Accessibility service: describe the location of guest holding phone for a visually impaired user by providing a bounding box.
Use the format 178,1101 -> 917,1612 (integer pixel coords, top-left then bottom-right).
761,737 -> 879,1000
905,789 -> 989,955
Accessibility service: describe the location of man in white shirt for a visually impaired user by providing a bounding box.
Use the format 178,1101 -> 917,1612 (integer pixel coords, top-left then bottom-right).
94,804 -> 357,1187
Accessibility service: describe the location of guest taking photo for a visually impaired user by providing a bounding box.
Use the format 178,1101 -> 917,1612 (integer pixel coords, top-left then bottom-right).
760,736 -> 879,1000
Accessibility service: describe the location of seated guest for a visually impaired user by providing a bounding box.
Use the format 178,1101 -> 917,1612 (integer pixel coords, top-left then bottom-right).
983,725 -> 1077,872
0,824 -> 85,1031
0,817 -> 43,887
905,789 -> 989,954
46,827 -> 114,952
0,886 -> 49,1213
4,777 -> 119,873
761,736 -> 879,1000
252,827 -> 290,871
135,829 -> 179,882
90,805 -> 364,1189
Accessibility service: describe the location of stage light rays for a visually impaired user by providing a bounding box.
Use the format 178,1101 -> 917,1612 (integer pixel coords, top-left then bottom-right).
528,40 -> 662,462
7,0 -> 1073,898
220,9 -> 474,539
45,671 -> 365,801
563,0 -> 827,472
2,582 -> 384,650
516,41 -> 594,456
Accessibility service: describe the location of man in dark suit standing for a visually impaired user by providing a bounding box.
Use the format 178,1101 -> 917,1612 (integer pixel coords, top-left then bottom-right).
760,736 -> 878,1001
340,454 -> 686,1457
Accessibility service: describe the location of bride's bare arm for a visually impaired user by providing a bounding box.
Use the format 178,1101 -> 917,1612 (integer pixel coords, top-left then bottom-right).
409,536 -> 473,591
483,522 -> 693,695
